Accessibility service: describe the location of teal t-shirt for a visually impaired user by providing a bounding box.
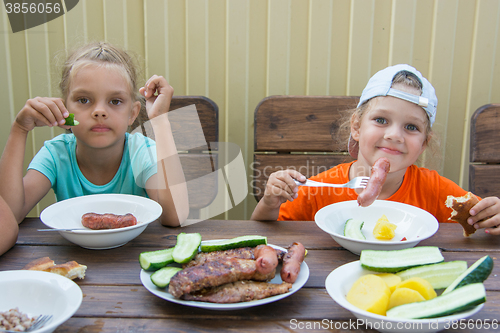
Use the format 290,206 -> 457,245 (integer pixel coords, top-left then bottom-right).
28,132 -> 157,201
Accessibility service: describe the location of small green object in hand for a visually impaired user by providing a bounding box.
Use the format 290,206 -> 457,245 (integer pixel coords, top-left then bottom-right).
64,113 -> 79,126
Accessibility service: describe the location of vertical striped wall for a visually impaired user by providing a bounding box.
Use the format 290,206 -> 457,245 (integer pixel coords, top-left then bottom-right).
1,0 -> 500,220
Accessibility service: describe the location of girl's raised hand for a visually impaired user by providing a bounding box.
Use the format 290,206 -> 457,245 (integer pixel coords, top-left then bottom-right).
468,196 -> 500,236
139,75 -> 174,119
15,97 -> 71,132
261,170 -> 306,209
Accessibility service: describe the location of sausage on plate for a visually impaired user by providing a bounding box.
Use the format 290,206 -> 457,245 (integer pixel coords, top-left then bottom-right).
280,242 -> 305,283
81,213 -> 137,230
254,245 -> 279,275
357,157 -> 390,207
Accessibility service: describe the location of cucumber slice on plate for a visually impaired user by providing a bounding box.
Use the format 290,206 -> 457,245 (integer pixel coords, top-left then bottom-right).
396,260 -> 468,289
139,248 -> 175,271
343,218 -> 365,240
200,235 -> 267,252
360,246 -> 444,273
442,255 -> 494,294
172,233 -> 202,264
150,266 -> 182,288
386,282 -> 486,319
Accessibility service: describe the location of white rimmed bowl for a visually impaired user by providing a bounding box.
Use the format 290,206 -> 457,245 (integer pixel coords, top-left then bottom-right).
40,194 -> 162,250
325,261 -> 484,333
0,270 -> 83,333
315,200 -> 439,255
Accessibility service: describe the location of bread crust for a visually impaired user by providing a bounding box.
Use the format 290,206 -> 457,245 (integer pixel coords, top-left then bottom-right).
23,257 -> 86,279
445,192 -> 479,237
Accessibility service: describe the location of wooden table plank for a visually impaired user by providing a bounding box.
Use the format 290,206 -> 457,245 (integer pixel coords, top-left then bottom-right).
15,218 -> 500,252
74,286 -> 500,321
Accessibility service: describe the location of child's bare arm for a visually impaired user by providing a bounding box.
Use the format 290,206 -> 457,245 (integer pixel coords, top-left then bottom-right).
250,170 -> 306,221
0,98 -> 67,221
0,196 -> 18,255
141,76 -> 189,227
468,196 -> 500,236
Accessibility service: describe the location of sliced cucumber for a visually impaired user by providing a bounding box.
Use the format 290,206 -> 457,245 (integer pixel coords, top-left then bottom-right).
64,113 -> 79,126
150,266 -> 182,288
139,248 -> 175,271
360,246 -> 444,273
172,233 -> 202,264
386,283 -> 486,319
343,219 -> 366,240
442,255 -> 494,295
200,235 -> 267,252
396,260 -> 468,289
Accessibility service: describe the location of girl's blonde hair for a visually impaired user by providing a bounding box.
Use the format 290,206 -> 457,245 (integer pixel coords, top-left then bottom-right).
337,70 -> 440,158
59,42 -> 139,101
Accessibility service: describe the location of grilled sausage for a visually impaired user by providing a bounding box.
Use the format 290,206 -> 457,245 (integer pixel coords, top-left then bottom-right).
357,157 -> 390,207
280,242 -> 305,283
254,245 -> 279,275
81,213 -> 137,230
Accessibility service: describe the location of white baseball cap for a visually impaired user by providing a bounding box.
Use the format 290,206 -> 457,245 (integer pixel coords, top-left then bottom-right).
357,64 -> 438,127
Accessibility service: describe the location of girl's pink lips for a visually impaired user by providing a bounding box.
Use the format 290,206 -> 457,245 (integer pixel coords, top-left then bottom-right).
91,125 -> 111,132
378,147 -> 402,155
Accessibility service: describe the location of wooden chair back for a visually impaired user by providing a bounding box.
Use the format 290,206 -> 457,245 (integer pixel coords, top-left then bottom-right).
253,95 -> 359,201
131,96 -> 219,216
469,104 -> 500,198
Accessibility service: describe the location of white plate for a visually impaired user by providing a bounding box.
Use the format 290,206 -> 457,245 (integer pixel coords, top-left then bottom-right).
325,261 -> 484,333
0,270 -> 83,333
40,194 -> 162,249
140,244 -> 309,310
315,200 -> 439,255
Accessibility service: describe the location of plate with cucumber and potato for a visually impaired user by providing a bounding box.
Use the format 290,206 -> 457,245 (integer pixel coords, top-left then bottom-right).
315,200 -> 439,255
139,233 -> 310,310
326,246 -> 493,333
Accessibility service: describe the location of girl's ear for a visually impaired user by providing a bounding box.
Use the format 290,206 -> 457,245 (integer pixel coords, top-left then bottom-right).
128,100 -> 141,126
350,113 -> 361,141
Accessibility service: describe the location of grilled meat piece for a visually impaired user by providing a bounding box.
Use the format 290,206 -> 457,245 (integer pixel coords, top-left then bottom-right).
169,258 -> 276,298
181,280 -> 292,303
185,247 -> 286,268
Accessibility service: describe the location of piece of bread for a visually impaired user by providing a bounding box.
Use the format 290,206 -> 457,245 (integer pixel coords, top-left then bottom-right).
445,192 -> 479,237
23,257 -> 87,279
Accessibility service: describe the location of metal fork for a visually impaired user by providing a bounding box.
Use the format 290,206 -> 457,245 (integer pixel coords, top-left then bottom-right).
0,314 -> 53,333
294,176 -> 369,189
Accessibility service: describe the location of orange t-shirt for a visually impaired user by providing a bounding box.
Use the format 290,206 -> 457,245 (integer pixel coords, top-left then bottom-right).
278,161 -> 469,223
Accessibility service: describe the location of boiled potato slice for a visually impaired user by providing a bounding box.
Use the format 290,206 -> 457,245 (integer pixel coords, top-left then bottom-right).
373,215 -> 397,240
376,273 -> 402,292
387,287 -> 425,309
346,274 -> 391,315
395,277 -> 437,300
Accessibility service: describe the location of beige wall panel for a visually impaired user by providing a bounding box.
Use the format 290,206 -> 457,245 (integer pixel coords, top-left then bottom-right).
144,0 -> 168,79
348,0 -> 374,95
84,0 -> 104,42
103,0 -> 127,47
370,0 -> 391,76
63,0 -> 87,47
267,0 -> 289,96
329,0 -> 351,95
186,0 -> 208,95
125,0 -> 145,75
390,0 -> 416,64
225,0 -> 248,220
288,0 -> 308,95
167,0 -> 187,94
412,0 -> 433,75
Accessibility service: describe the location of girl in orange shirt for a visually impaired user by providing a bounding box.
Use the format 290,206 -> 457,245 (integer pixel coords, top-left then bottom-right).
251,64 -> 500,236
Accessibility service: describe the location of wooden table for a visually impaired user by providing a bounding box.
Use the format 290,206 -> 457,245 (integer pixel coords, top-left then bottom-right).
1,218 -> 499,333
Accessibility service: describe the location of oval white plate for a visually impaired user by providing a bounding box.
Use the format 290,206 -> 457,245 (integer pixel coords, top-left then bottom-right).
0,270 -> 82,333
325,261 -> 484,333
140,244 -> 309,310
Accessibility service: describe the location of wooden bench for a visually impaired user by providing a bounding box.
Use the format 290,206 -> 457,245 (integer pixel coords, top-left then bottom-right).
469,104 -> 500,198
253,95 -> 359,201
131,96 -> 219,217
